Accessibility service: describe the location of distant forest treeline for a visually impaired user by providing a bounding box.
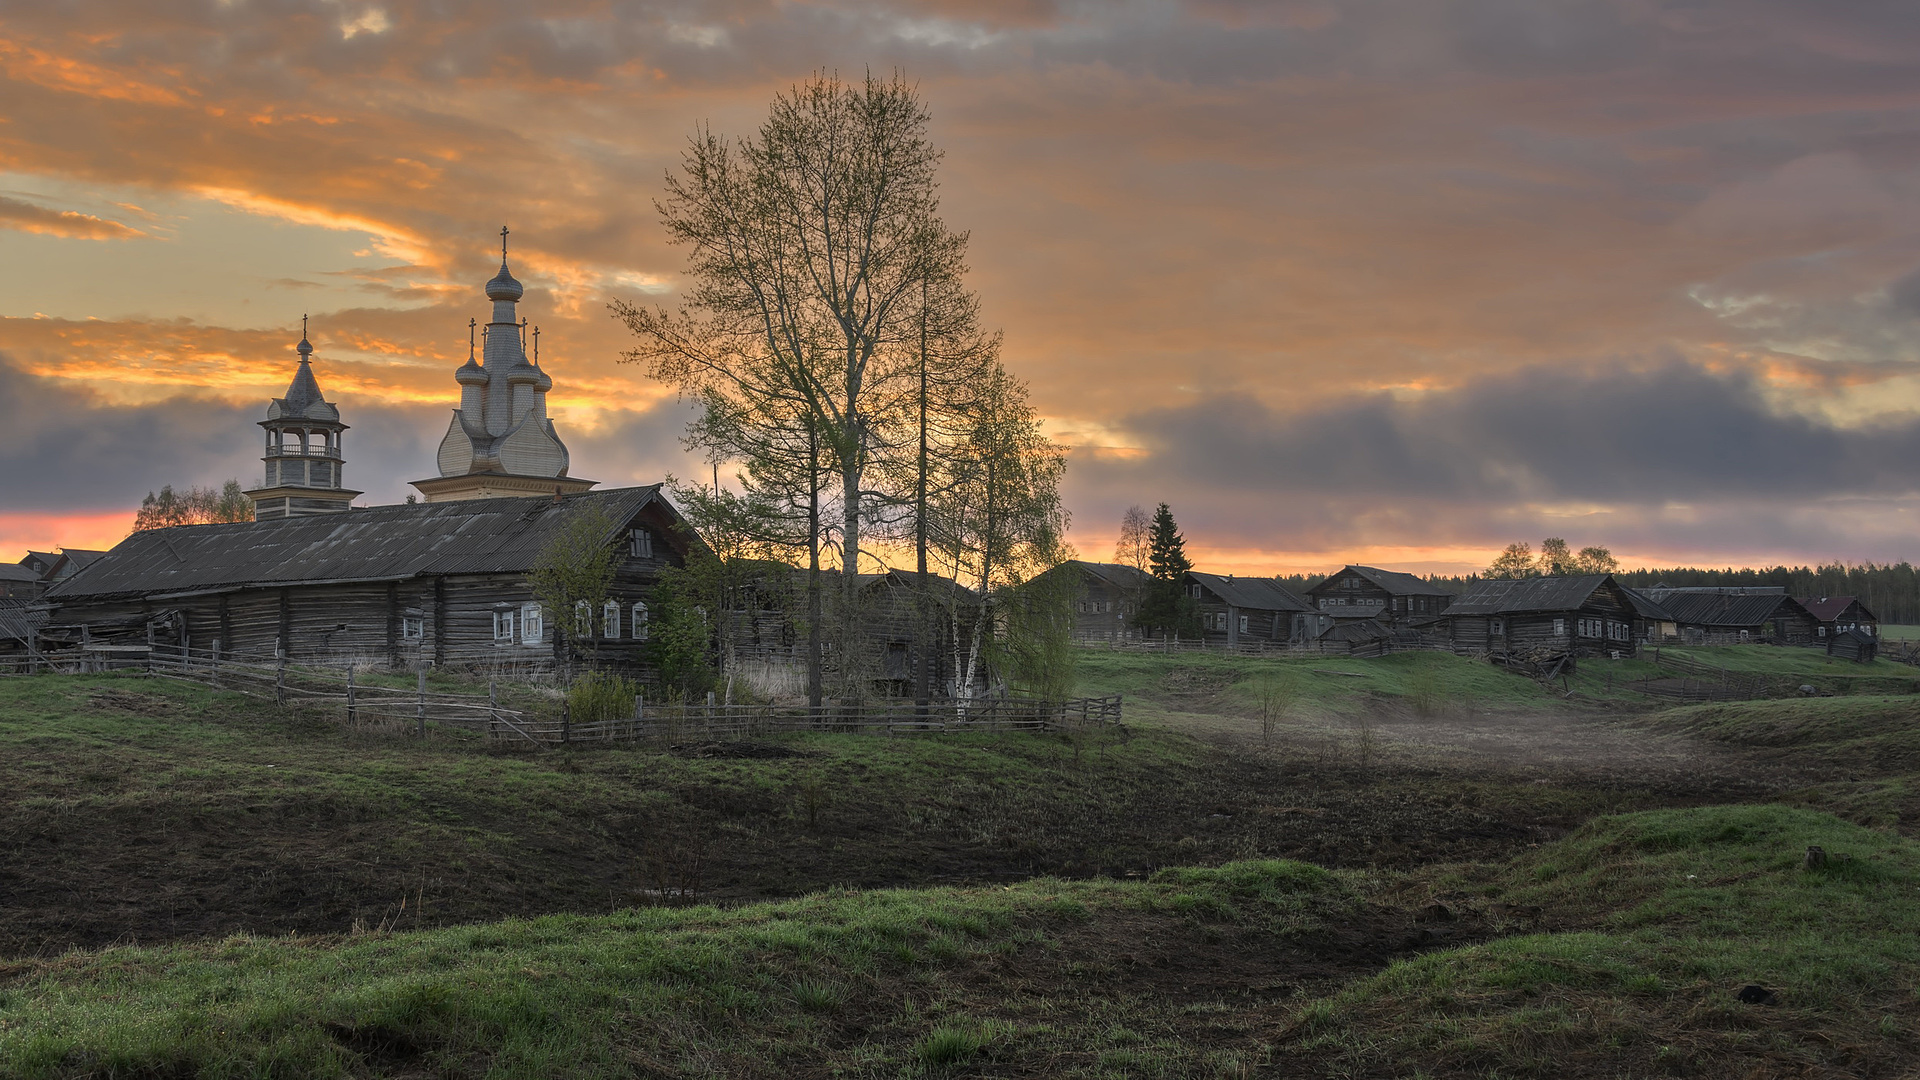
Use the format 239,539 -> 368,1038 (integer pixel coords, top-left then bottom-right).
1274,563 -> 1920,626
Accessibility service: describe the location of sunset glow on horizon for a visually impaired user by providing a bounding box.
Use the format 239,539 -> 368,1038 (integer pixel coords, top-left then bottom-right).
9,3 -> 1920,577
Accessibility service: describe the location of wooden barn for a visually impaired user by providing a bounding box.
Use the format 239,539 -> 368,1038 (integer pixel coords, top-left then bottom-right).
1635,587 -> 1819,645
32,487 -> 690,672
1305,565 -> 1454,626
1441,574 -> 1641,656
1798,596 -> 1880,646
1035,560 -> 1154,641
1826,627 -> 1879,663
1184,572 -> 1314,645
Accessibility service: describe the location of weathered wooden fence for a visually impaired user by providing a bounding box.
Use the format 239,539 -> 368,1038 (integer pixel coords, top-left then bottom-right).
16,642 -> 1122,746
515,694 -> 1127,745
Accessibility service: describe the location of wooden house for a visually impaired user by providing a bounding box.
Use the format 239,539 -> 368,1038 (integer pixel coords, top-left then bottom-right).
1183,572 -> 1314,645
1441,574 -> 1641,656
32,487 -> 690,672
1798,596 -> 1880,646
1636,588 -> 1819,645
1305,565 -> 1454,626
834,569 -> 982,694
0,565 -> 42,600
1036,561 -> 1154,641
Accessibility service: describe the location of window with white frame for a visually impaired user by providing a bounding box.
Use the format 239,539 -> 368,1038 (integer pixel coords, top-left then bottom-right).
520,602 -> 544,644
630,528 -> 654,558
603,600 -> 620,639
1239,615 -> 1249,633
402,617 -> 424,641
573,600 -> 593,637
1553,618 -> 1566,636
631,602 -> 649,641
493,609 -> 515,642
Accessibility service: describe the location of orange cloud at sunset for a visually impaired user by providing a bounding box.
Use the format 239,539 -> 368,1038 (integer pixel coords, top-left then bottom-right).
6,2 -> 1920,575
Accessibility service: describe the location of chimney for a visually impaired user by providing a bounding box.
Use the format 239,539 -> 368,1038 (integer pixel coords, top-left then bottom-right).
552,486 -> 563,504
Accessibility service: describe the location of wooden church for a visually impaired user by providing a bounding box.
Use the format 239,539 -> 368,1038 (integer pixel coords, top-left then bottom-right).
36,233 -> 693,669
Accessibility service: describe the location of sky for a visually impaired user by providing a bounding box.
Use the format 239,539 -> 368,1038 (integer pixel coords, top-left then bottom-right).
6,1 -> 1920,576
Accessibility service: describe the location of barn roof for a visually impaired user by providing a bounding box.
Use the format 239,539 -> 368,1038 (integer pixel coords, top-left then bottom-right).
1621,588 -> 1677,622
43,486 -> 670,602
1798,596 -> 1877,623
1639,589 -> 1799,628
1448,574 -> 1616,615
1309,565 -> 1454,597
1188,572 -> 1312,612
0,565 -> 39,583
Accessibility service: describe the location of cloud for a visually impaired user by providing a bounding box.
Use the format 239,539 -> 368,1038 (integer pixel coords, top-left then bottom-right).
0,194 -> 144,240
1068,355 -> 1920,565
8,2 -> 1920,567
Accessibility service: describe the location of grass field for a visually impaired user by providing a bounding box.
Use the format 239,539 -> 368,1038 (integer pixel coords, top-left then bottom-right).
3,804 -> 1913,1077
5,651 -> 1920,1076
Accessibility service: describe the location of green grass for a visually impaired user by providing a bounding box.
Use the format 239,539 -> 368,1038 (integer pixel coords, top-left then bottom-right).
1292,805 -> 1920,1076
1880,625 -> 1920,642
5,806 -> 1916,1078
0,861 -> 1353,1078
1076,648 -> 1552,721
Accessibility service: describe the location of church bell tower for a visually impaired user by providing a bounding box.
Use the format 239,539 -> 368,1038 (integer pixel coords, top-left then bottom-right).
244,318 -> 361,519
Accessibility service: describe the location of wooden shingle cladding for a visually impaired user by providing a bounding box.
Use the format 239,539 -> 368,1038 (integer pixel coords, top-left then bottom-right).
33,487 -> 689,671
1184,572 -> 1314,644
1797,596 -> 1880,645
1441,574 -> 1641,656
1637,588 -> 1819,644
1304,565 -> 1454,626
1032,561 -> 1154,641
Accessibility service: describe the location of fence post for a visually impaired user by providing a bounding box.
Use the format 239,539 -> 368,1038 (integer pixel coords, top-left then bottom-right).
275,643 -> 286,706
561,699 -> 571,744
416,666 -> 427,738
346,665 -> 357,726
210,639 -> 220,688
27,627 -> 38,675
81,625 -> 92,674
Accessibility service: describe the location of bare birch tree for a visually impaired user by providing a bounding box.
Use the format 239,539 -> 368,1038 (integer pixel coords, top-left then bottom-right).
615,71 -> 944,704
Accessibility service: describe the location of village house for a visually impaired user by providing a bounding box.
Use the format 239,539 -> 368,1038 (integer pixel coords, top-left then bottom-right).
1635,587 -> 1819,645
1037,560 -> 1154,641
1304,565 -> 1454,626
1440,574 -> 1641,656
34,487 -> 691,670
1798,596 -> 1879,644
1184,571 -> 1314,645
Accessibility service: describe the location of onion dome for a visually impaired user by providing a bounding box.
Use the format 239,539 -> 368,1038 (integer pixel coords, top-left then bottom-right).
532,365 -> 553,393
486,260 -> 523,302
455,357 -> 487,385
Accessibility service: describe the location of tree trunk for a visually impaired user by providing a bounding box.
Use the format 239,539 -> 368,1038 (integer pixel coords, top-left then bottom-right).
914,285 -> 932,712
807,421 -> 824,708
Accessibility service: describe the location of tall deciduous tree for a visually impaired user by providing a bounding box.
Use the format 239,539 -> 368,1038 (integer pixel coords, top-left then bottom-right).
1484,542 -> 1537,579
616,71 -> 947,705
1114,505 -> 1151,571
1537,537 -> 1574,576
1575,546 -> 1619,574
927,363 -> 1069,699
132,481 -> 254,531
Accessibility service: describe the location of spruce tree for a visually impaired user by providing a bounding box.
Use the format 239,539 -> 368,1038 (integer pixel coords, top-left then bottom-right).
1147,503 -> 1192,580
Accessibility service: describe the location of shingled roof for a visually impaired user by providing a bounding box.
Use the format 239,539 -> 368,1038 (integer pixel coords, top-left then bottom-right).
1798,596 -> 1876,623
1071,561 -> 1155,590
1447,574 -> 1616,615
1309,565 -> 1454,597
1188,572 -> 1312,612
43,486 -> 670,602
1640,589 -> 1800,628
